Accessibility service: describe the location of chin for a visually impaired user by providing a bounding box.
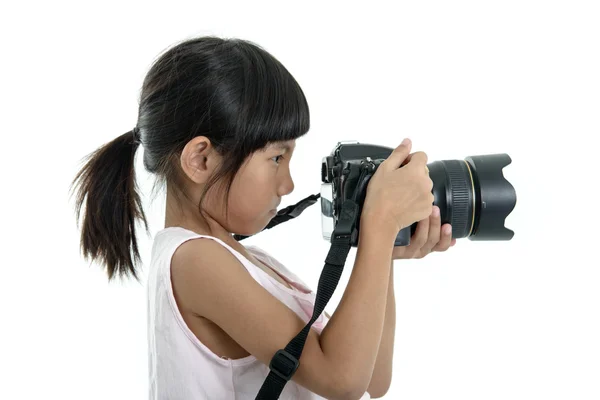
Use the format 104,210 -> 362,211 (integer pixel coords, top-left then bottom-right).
233,218 -> 271,238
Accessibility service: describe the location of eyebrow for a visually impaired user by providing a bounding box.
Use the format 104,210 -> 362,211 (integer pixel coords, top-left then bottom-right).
271,142 -> 295,152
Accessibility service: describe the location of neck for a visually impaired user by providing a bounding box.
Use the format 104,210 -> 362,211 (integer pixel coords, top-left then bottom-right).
164,188 -> 235,244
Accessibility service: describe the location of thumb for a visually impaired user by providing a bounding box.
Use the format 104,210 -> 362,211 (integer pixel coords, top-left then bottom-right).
383,138 -> 412,170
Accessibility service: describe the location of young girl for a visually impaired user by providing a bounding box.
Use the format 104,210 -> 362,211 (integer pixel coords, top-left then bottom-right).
71,35 -> 434,400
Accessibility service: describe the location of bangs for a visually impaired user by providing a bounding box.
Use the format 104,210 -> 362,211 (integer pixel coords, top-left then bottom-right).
222,40 -> 310,152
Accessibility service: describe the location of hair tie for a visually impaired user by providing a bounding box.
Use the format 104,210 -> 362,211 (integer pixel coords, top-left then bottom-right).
132,126 -> 141,144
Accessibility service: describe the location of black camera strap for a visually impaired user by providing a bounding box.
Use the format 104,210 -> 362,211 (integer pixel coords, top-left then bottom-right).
252,199 -> 359,399
233,194 -> 321,242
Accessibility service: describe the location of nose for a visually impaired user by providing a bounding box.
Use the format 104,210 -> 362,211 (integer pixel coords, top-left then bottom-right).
278,170 -> 294,197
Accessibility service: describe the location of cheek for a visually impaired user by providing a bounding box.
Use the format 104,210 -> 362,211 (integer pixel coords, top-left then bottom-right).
228,176 -> 270,215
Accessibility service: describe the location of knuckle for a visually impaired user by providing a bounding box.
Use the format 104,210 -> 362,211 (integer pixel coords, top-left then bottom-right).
422,178 -> 431,191
421,185 -> 431,197
407,152 -> 424,166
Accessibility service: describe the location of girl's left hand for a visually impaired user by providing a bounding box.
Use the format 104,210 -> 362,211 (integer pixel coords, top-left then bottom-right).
392,205 -> 456,260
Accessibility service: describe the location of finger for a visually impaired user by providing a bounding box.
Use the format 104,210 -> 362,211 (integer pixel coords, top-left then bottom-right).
405,151 -> 428,170
411,215 -> 430,252
432,223 -> 453,252
422,205 -> 441,253
400,152 -> 413,167
402,153 -> 430,175
383,138 -> 412,170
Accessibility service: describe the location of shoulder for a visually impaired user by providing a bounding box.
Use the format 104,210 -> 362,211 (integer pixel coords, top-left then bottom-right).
172,235 -> 244,275
169,236 -> 252,317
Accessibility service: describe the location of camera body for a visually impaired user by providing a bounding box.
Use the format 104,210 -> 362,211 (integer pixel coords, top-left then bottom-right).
320,141 -> 413,247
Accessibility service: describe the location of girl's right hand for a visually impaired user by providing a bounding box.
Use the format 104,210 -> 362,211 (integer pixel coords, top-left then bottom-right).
361,138 -> 434,236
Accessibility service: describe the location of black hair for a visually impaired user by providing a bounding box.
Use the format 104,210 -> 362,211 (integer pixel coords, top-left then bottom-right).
69,36 -> 310,281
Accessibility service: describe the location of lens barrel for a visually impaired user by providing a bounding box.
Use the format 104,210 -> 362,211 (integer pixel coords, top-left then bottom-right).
426,153 -> 516,241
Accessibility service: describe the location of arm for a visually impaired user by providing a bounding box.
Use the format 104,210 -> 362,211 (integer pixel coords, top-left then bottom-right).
319,217 -> 396,398
367,263 -> 396,398
174,238 -> 368,400
321,259 -> 396,398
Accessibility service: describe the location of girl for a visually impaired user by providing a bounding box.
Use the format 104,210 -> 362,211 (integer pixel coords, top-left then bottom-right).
70,35 -> 434,400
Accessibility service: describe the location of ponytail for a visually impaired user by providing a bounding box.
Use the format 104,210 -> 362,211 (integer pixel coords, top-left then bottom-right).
70,128 -> 149,281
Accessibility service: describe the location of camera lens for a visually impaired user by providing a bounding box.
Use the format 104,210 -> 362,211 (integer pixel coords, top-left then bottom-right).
424,153 -> 516,240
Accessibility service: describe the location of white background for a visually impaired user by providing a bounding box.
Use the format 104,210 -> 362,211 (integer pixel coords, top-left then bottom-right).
1,1 -> 599,399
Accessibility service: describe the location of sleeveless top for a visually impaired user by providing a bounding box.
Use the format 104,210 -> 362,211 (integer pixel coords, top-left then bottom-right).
147,226 -> 371,399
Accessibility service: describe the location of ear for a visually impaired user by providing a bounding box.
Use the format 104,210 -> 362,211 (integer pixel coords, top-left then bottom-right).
180,136 -> 222,184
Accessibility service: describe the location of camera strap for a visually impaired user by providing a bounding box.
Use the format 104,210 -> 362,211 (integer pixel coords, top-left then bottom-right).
252,199 -> 360,399
233,193 -> 321,242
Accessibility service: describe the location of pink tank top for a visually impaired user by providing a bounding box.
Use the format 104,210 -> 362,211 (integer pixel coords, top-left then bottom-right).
147,226 -> 371,399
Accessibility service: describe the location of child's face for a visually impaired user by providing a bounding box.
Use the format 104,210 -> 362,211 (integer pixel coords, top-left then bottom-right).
223,140 -> 296,235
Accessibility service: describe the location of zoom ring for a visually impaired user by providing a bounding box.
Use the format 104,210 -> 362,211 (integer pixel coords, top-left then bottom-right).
445,161 -> 471,237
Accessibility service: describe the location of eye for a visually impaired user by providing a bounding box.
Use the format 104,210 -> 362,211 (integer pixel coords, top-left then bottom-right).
271,154 -> 284,164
